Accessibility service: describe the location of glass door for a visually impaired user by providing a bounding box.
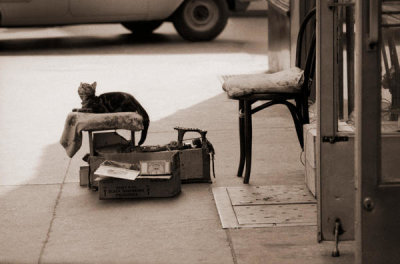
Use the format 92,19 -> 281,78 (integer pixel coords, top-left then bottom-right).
355,0 -> 400,263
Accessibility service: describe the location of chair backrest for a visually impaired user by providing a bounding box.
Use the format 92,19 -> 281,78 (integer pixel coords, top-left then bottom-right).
295,8 -> 316,96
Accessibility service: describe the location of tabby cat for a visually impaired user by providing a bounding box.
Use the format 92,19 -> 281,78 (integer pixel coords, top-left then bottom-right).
73,82 -> 149,146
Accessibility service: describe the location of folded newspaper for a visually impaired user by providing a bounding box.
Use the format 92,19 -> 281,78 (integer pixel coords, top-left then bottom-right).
94,160 -> 173,181
94,160 -> 140,181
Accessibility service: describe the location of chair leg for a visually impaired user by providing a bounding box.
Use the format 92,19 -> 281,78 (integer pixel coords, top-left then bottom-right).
237,100 -> 245,177
296,122 -> 304,149
285,103 -> 304,149
243,100 -> 252,184
293,112 -> 304,149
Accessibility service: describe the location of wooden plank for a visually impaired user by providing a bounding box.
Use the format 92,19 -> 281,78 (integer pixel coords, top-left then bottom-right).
212,187 -> 239,229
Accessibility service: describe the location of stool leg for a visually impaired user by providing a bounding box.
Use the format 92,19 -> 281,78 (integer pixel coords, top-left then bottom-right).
243,100 -> 252,184
88,131 -> 93,189
237,100 -> 245,177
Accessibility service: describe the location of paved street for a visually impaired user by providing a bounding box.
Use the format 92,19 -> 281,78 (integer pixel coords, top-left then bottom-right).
0,17 -> 354,264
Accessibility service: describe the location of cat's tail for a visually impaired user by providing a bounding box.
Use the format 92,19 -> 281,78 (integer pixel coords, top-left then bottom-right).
138,117 -> 149,146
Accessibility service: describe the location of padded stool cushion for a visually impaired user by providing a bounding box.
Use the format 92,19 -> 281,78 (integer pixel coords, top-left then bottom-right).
222,67 -> 304,98
60,112 -> 144,158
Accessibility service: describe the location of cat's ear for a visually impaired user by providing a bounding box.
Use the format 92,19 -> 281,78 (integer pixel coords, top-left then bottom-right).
92,82 -> 97,89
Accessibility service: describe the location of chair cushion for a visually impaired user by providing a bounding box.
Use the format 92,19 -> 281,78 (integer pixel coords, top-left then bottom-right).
222,67 -> 304,98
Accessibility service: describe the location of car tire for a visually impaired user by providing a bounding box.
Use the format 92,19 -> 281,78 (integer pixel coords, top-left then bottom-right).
122,21 -> 163,36
173,0 -> 228,41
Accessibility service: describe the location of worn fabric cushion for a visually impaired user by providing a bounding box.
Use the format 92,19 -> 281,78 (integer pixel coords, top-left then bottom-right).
222,67 -> 304,98
60,112 -> 143,158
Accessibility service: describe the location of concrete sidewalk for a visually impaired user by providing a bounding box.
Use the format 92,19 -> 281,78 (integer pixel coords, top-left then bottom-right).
0,17 -> 354,264
0,92 -> 354,264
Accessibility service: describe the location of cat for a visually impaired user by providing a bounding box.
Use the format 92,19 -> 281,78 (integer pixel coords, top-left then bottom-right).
73,82 -> 149,146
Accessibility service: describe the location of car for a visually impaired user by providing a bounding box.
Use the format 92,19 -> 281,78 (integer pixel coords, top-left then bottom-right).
0,0 -> 252,41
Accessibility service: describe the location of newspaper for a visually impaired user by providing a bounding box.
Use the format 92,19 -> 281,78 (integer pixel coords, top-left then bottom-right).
94,160 -> 140,181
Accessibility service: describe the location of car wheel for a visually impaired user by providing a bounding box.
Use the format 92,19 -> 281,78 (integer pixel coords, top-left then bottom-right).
122,21 -> 163,36
173,0 -> 228,41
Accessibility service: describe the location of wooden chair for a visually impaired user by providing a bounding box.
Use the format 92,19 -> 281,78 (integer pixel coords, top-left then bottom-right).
222,8 -> 316,184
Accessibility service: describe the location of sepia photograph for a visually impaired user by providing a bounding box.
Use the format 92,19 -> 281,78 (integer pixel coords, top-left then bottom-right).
0,0 -> 399,263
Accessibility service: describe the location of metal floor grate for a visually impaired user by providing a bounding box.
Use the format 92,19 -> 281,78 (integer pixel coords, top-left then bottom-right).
212,185 -> 317,228
228,185 -> 316,206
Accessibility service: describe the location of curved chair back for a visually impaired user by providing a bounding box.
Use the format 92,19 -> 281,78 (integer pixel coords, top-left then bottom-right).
295,8 -> 316,96
295,8 -> 316,124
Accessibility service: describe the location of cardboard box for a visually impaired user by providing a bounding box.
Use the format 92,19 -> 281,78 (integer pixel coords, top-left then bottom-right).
303,124 -> 317,197
89,131 -> 211,184
179,148 -> 211,183
91,151 -> 181,199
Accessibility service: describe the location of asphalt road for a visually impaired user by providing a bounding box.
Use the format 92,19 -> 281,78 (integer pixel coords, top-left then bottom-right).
0,17 -> 269,185
0,17 -> 269,55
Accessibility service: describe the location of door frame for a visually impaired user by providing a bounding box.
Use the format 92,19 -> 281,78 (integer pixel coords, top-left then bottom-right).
316,0 -> 355,241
